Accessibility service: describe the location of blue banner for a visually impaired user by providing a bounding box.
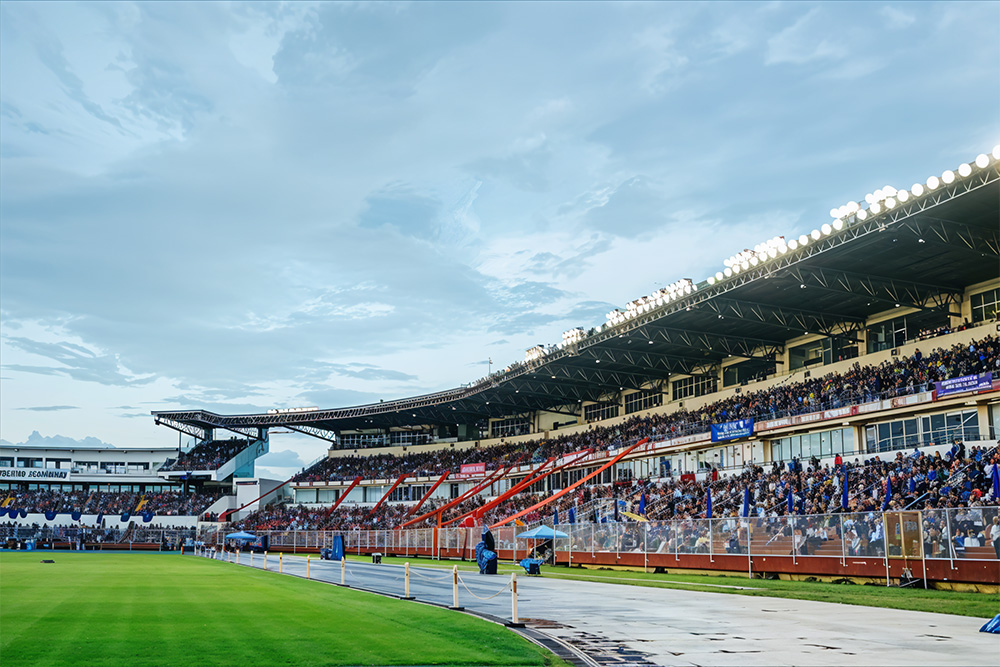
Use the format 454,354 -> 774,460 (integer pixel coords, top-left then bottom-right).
934,372 -> 992,397
711,418 -> 754,442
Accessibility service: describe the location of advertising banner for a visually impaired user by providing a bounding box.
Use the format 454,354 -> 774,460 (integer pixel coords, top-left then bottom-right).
710,419 -> 754,442
459,463 -> 486,475
934,372 -> 993,398
0,467 -> 71,481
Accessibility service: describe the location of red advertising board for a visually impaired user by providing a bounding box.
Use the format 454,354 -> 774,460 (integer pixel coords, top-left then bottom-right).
460,463 -> 486,475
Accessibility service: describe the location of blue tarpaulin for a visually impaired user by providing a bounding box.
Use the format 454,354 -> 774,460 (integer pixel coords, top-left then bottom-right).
225,531 -> 257,540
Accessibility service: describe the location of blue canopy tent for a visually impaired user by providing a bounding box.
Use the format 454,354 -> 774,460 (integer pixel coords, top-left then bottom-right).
516,525 -> 568,540
225,531 -> 257,540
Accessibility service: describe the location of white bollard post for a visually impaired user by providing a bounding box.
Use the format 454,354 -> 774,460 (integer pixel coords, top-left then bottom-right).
341,557 -> 346,585
307,555 -> 311,579
405,562 -> 411,598
263,551 -> 267,570
280,552 -> 283,574
451,565 -> 460,608
511,573 -> 518,624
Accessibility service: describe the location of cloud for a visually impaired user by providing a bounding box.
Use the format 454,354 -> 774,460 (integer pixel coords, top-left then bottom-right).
879,6 -> 915,30
766,9 -> 846,65
18,405 -> 78,412
256,448 -> 306,468
6,430 -> 118,449
2,336 -> 155,387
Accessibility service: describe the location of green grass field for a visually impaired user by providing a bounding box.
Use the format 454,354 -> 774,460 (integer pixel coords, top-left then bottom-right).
0,552 -> 564,667
347,554 -> 1000,619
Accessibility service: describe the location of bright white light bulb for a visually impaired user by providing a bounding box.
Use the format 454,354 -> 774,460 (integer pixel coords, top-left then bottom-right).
885,197 -> 896,208
871,202 -> 882,214
732,264 -> 741,274
707,276 -> 716,285
864,193 -> 875,205
848,201 -> 860,213
911,183 -> 924,196
810,229 -> 821,240
942,170 -> 955,184
750,256 -> 759,266
976,154 -> 990,168
715,271 -> 724,280
958,163 -> 972,177
798,235 -> 809,246
993,145 -> 1000,160
926,175 -> 940,190
767,248 -> 778,259
724,267 -> 733,277
829,208 -> 839,218
740,261 -> 750,270
821,223 -> 832,235
897,189 -> 909,202
788,239 -> 799,250
873,188 -> 884,201
857,209 -> 868,221
832,219 -> 844,231
883,186 -> 897,197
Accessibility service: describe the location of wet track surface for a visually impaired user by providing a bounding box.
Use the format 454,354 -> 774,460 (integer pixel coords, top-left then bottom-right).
208,552 -> 999,666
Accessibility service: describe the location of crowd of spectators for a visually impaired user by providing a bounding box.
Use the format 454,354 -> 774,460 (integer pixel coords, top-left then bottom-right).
159,438 -> 250,471
291,336 -> 999,484
1,488 -> 225,516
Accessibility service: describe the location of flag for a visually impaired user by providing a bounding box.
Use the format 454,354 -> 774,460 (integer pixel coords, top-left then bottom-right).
882,477 -> 892,511
614,499 -> 620,522
554,507 -> 559,526
706,488 -> 713,519
568,507 -> 576,524
908,477 -> 915,494
742,487 -> 750,518
992,464 -> 1000,500
841,465 -> 849,510
787,488 -> 794,514
638,493 -> 646,517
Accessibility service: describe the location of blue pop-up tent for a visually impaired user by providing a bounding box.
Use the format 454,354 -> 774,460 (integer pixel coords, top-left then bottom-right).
225,531 -> 257,540
517,525 -> 568,540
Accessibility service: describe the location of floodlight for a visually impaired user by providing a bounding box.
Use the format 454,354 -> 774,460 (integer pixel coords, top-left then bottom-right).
724,267 -> 733,277
873,188 -> 884,201
740,260 -> 750,270
911,183 -> 924,196
767,248 -> 778,258
810,229 -> 821,240
993,145 -> 1000,160
864,193 -> 875,204
715,271 -> 724,280
857,209 -> 868,220
848,201 -> 860,212
829,208 -> 839,218
820,223 -> 831,236
832,219 -> 844,231
958,163 -> 972,177
870,202 -> 881,214
883,186 -> 897,196
926,175 -> 939,189
885,197 -> 896,208
723,258 -> 732,267
942,170 -> 955,184
976,154 -> 990,168
732,263 -> 741,274
897,189 -> 909,202
750,256 -> 759,266
798,234 -> 809,245
707,276 -> 716,285
779,243 -> 790,253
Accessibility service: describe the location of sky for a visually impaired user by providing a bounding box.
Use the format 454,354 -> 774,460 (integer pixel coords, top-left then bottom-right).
1,1 -> 998,479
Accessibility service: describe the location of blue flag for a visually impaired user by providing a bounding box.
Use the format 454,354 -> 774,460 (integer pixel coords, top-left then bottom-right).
992,464 -> 999,500
742,487 -> 750,518
639,493 -> 646,517
882,477 -> 892,511
706,488 -> 713,519
554,507 -> 559,526
841,465 -> 849,510
908,477 -> 915,494
787,488 -> 794,514
568,507 -> 576,525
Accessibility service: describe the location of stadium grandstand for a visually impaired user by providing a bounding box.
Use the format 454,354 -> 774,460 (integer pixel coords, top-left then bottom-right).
9,149 -> 998,584
148,148 -> 1000,584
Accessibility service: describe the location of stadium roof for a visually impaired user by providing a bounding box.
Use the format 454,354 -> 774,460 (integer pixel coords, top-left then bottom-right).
153,161 -> 1000,442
